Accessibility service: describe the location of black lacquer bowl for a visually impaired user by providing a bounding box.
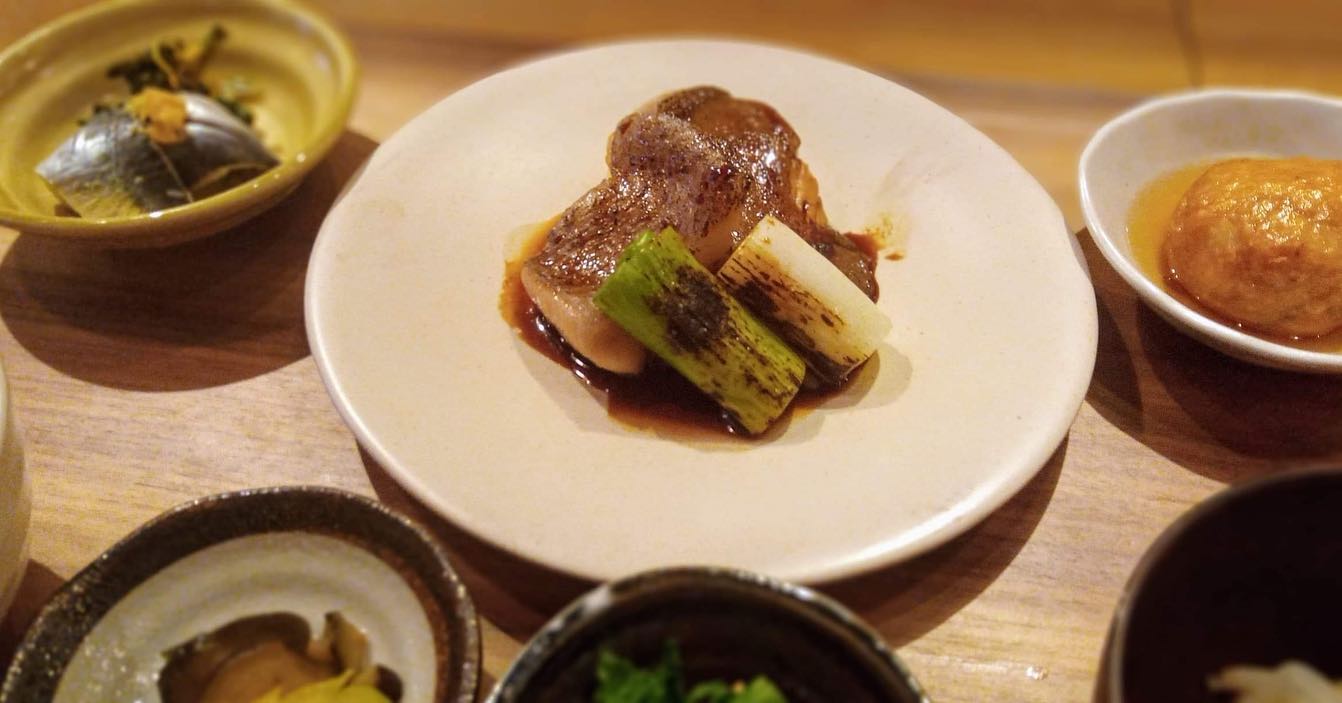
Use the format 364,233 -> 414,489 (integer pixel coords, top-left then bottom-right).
0,486 -> 480,702
489,567 -> 929,703
1107,467 -> 1342,702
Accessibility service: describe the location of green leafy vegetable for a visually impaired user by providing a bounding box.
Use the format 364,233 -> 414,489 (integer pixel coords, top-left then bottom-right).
592,642 -> 787,703
104,24 -> 255,124
593,228 -> 805,434
595,642 -> 685,703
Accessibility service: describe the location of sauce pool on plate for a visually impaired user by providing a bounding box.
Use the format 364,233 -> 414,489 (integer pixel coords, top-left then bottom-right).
500,220 -> 873,439
501,220 -> 749,439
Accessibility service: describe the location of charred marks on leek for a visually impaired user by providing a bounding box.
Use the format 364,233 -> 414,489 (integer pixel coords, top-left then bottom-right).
593,228 -> 804,435
719,216 -> 892,386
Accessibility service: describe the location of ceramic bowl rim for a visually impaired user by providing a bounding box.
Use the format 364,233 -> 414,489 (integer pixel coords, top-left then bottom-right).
0,485 -> 481,703
487,565 -> 931,702
1078,87 -> 1342,373
1104,465 -> 1342,702
0,0 -> 359,244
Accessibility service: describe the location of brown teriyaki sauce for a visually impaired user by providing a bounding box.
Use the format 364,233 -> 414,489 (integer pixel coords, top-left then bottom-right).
500,221 -> 881,438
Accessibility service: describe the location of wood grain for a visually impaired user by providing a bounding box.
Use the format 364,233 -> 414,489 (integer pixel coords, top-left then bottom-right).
3,4 -> 1342,702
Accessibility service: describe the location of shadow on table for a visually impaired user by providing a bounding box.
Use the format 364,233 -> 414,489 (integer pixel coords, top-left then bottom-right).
1138,305 -> 1342,468
362,433 -> 1064,654
822,437 -> 1065,648
1086,274 -> 1141,434
0,130 -> 378,392
361,448 -> 592,698
1076,229 -> 1342,484
0,561 -> 65,674
1092,625 -> 1116,703
361,449 -> 591,637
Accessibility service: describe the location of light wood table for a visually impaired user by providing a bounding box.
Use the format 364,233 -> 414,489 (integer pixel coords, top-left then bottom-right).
3,16 -> 1342,703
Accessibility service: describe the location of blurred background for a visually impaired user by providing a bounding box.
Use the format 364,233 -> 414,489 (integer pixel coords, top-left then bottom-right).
5,0 -> 1341,95
10,0 -> 1338,234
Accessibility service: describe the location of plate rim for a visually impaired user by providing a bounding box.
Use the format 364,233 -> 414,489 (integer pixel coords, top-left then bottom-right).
306,37 -> 1098,583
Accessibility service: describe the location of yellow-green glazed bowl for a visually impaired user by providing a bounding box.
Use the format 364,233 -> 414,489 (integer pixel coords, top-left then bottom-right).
0,0 -> 358,247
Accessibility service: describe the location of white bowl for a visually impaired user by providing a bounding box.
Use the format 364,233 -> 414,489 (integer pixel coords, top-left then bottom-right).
1079,88 -> 1342,373
0,356 -> 27,618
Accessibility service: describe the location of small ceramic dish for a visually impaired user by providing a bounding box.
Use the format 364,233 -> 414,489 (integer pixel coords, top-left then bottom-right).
488,567 -> 929,702
0,486 -> 480,703
1079,88 -> 1342,373
1106,467 -> 1342,702
0,0 -> 357,247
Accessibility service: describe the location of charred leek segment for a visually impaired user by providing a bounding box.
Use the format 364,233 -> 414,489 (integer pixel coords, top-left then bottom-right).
718,216 -> 892,385
593,228 -> 805,435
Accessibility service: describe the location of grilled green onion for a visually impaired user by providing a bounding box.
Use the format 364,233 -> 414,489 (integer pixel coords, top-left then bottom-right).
593,227 -> 805,434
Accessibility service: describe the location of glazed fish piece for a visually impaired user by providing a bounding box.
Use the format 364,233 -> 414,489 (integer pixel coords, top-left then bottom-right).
162,93 -> 277,198
522,86 -> 876,375
36,108 -> 190,218
36,92 -> 277,219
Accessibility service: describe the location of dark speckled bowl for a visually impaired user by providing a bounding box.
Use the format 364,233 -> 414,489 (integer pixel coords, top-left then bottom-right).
1107,467 -> 1342,702
488,567 -> 929,703
0,486 -> 480,702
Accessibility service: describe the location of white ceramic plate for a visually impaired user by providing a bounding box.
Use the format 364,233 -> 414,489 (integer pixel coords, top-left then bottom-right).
307,39 -> 1097,583
1079,88 -> 1342,373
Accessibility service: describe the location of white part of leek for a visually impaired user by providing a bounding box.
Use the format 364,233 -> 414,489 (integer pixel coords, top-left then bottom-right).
718,216 -> 892,382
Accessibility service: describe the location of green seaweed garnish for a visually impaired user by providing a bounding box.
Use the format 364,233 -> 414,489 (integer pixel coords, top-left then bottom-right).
102,24 -> 254,124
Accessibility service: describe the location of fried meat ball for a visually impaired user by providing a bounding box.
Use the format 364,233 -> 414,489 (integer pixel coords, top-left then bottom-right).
1164,158 -> 1342,338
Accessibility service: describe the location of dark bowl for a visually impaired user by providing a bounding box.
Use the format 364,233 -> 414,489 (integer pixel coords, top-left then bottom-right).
1107,467 -> 1342,702
0,486 -> 480,702
488,567 -> 929,703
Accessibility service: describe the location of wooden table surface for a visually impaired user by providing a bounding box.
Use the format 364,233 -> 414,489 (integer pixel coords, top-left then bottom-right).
4,4 -> 1342,702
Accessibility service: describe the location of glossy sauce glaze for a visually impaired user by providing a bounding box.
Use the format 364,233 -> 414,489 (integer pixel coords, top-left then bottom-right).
501,221 -> 875,438
1127,161 -> 1342,353
521,86 -> 878,377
